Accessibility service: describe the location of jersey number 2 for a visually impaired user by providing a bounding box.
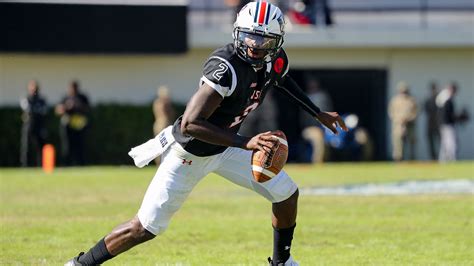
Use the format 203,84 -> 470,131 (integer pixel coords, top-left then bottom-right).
212,63 -> 228,81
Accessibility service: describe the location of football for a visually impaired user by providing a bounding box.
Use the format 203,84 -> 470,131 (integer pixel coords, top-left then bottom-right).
251,130 -> 289,183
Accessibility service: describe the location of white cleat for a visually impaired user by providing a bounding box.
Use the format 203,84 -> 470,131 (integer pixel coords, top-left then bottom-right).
268,255 -> 299,266
284,255 -> 299,266
64,252 -> 84,266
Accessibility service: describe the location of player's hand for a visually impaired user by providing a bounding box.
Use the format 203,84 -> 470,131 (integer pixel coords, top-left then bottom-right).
244,131 -> 279,156
316,111 -> 348,135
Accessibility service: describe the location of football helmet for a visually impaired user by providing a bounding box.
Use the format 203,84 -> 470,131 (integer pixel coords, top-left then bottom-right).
233,1 -> 285,68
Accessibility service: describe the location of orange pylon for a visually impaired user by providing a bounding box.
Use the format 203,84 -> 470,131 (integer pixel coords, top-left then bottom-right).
42,144 -> 55,173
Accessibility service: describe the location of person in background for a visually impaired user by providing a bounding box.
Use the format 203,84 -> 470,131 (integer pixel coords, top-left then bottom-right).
436,82 -> 469,162
55,80 -> 90,166
287,0 -> 333,26
388,81 -> 418,161
20,80 -> 48,167
225,0 -> 252,19
305,78 -> 333,112
153,86 -> 176,164
424,81 -> 440,160
307,0 -> 333,26
287,0 -> 312,25
322,113 -> 373,161
301,77 -> 333,163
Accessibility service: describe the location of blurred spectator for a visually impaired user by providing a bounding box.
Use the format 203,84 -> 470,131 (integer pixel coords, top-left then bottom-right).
322,114 -> 373,161
225,0 -> 251,19
436,82 -> 469,162
153,86 -> 175,137
305,77 -> 333,113
287,0 -> 312,25
55,80 -> 90,166
424,81 -> 440,160
153,86 -> 176,164
388,81 -> 418,161
288,0 -> 333,26
309,0 -> 333,26
301,77 -> 333,163
19,80 -> 48,167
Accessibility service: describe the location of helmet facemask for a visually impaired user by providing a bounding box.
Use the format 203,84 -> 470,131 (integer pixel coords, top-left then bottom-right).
233,28 -> 283,68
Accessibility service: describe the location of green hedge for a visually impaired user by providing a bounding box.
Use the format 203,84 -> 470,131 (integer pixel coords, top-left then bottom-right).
0,104 -> 185,166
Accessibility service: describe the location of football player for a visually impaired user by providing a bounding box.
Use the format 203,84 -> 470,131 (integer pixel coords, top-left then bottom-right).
66,1 -> 347,265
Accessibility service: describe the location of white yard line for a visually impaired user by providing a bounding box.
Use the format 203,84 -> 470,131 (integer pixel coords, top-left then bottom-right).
301,179 -> 474,195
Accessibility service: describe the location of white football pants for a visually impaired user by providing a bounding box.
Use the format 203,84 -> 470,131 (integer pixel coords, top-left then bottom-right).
137,142 -> 298,235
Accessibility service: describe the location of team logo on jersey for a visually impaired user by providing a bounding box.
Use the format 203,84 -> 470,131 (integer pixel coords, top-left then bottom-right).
250,90 -> 262,100
274,58 -> 284,74
212,63 -> 228,81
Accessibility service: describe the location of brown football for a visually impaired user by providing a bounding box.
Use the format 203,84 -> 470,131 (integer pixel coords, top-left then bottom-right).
251,130 -> 288,183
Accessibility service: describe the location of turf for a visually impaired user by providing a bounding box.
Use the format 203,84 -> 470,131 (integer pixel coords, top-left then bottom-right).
1,162 -> 473,265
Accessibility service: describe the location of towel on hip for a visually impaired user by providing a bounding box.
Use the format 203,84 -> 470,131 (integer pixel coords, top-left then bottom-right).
128,126 -> 175,168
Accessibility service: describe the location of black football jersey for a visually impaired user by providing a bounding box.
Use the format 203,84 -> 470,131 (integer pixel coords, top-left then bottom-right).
172,43 -> 290,156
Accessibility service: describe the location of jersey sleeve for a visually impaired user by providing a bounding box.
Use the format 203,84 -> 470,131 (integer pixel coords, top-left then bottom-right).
277,75 -> 321,117
200,57 -> 236,98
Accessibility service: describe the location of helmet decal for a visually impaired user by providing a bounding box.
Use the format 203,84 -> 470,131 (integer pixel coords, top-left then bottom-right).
274,57 -> 284,74
264,2 -> 272,25
254,1 -> 272,25
253,1 -> 260,23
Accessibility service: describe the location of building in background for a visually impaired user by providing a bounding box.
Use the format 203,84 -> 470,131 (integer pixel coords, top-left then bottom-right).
1,0 -> 473,164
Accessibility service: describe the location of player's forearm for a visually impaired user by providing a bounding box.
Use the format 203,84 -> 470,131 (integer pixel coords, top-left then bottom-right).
278,76 -> 321,117
181,118 -> 249,148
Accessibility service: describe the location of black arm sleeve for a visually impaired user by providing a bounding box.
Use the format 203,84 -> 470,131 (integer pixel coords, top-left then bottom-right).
275,75 -> 321,116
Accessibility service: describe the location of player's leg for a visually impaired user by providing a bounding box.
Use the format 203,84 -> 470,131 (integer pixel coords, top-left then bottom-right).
272,190 -> 298,227
105,216 -> 155,255
66,218 -> 155,265
66,143 -> 211,265
213,147 -> 299,265
271,189 -> 299,265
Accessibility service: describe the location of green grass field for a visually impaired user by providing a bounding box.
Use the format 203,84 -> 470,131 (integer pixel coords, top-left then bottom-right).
1,162 -> 473,265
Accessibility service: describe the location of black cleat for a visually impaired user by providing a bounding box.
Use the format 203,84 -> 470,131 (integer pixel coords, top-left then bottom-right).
64,252 -> 85,266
